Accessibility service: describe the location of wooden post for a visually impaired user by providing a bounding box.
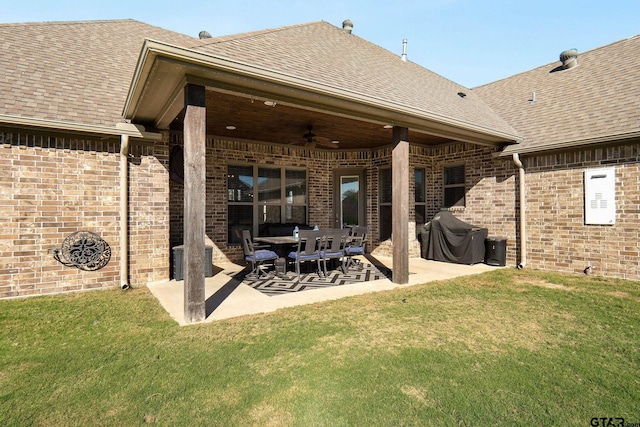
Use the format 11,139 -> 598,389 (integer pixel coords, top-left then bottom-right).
392,127 -> 409,284
183,84 -> 206,323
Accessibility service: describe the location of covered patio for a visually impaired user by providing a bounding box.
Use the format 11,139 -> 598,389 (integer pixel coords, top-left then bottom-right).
148,255 -> 499,325
123,22 -> 518,323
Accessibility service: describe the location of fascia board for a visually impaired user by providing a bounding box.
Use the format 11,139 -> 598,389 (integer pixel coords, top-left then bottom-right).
0,114 -> 162,140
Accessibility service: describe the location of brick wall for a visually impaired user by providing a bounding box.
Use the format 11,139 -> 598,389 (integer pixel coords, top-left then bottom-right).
0,130 -> 121,298
412,143 -> 519,265
425,141 -> 640,280
0,129 -> 170,298
3,127 -> 636,299
128,138 -> 170,285
524,144 -> 640,280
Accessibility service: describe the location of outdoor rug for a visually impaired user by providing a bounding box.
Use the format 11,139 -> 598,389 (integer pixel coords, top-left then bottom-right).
240,259 -> 392,296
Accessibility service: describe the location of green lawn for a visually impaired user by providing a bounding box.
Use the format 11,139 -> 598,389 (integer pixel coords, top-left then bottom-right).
1,269 -> 639,426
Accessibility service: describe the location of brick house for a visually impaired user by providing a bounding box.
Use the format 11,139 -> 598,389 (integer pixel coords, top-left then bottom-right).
1,19 -> 638,303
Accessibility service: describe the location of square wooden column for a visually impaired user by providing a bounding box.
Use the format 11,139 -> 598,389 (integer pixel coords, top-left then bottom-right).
183,84 -> 206,323
392,126 -> 409,284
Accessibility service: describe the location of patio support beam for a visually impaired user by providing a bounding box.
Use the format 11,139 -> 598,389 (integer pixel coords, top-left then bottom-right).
183,83 -> 207,323
392,126 -> 409,284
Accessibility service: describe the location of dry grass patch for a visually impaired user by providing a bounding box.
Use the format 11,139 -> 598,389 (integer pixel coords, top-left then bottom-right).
513,276 -> 576,291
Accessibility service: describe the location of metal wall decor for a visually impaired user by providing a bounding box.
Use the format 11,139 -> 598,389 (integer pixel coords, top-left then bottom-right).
53,231 -> 111,271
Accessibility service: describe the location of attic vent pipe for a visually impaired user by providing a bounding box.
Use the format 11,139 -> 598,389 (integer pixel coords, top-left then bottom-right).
342,19 -> 353,34
559,48 -> 578,69
401,39 -> 408,61
199,30 -> 212,39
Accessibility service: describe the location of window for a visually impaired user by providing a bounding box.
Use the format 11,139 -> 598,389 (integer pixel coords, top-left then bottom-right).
227,165 -> 307,243
415,167 -> 426,227
443,164 -> 465,208
378,167 -> 427,241
379,168 -> 392,240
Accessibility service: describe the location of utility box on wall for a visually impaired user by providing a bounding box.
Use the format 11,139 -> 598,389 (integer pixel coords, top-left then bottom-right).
584,167 -> 616,225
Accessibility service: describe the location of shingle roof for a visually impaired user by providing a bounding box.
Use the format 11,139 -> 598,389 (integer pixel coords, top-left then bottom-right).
0,19 -> 517,139
474,35 -> 640,154
191,21 -> 518,137
0,20 -> 197,127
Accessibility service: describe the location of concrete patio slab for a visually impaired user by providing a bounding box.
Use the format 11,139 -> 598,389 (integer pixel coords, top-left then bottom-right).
147,256 -> 500,326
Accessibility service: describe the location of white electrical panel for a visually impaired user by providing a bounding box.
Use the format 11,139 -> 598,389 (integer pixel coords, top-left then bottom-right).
584,167 -> 616,225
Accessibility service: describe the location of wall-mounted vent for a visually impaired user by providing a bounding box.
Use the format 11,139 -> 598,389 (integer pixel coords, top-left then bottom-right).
584,167 -> 616,225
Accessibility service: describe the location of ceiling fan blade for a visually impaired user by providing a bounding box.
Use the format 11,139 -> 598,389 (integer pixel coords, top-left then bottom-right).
316,139 -> 339,149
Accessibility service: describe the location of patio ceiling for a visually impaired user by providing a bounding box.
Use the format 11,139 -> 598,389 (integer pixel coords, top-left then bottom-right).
168,90 -> 454,150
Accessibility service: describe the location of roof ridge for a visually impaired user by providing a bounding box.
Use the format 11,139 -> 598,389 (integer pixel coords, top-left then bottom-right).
0,18 -> 141,28
190,20 -> 330,48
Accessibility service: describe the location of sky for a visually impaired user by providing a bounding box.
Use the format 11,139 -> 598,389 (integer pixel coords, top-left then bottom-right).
1,0 -> 638,88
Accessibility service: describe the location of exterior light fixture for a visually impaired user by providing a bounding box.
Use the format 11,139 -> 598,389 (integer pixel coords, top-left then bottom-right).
226,125 -> 237,130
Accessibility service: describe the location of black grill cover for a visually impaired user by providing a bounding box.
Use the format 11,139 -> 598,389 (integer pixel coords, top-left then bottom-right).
420,211 -> 488,265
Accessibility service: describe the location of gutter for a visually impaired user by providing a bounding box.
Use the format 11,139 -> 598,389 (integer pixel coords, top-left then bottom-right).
512,153 -> 526,269
499,130 -> 640,157
119,132 -> 130,290
116,123 -> 149,291
0,114 -> 163,140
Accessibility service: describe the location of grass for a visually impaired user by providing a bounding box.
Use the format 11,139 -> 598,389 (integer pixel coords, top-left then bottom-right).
1,269 -> 639,426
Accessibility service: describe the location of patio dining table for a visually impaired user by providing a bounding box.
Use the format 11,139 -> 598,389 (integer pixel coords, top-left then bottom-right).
254,236 -> 301,246
255,232 -> 345,278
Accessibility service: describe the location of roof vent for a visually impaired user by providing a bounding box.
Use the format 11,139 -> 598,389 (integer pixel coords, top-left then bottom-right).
342,19 -> 353,34
559,48 -> 578,69
401,39 -> 408,62
199,30 -> 212,39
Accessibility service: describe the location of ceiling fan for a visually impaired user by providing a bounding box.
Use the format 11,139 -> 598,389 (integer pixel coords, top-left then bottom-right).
298,124 -> 339,149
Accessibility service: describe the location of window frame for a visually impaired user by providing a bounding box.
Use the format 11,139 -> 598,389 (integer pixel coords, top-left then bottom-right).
378,166 -> 428,241
378,167 -> 392,241
227,164 -> 307,243
414,166 -> 427,228
442,163 -> 466,208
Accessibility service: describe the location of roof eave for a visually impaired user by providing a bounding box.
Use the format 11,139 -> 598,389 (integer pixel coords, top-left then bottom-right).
123,39 -> 520,146
0,114 -> 162,140
499,130 -> 640,156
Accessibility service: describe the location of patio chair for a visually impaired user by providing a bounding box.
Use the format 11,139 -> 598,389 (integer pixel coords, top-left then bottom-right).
287,229 -> 323,283
319,228 -> 350,276
240,229 -> 278,279
344,226 -> 368,272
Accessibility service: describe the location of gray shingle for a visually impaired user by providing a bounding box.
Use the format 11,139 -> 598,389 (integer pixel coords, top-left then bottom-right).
474,35 -> 640,153
0,20 -> 197,126
193,21 -> 517,136
0,19 -> 516,138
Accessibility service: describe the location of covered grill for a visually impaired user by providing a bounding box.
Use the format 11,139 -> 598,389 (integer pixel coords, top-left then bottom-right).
419,211 -> 488,265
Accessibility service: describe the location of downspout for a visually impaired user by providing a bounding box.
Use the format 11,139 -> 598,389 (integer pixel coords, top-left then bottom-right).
512,153 -> 526,269
119,133 -> 131,290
